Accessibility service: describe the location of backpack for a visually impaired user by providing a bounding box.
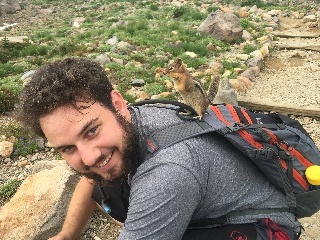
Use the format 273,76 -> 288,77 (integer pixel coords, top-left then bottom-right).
130,99 -> 320,219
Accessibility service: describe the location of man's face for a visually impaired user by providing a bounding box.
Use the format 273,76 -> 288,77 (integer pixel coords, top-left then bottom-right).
39,92 -> 135,182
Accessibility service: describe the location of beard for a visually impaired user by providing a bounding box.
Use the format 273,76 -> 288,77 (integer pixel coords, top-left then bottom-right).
80,110 -> 139,186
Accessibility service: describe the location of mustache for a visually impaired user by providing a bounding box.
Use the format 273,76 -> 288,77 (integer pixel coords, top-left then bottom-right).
83,153 -> 110,170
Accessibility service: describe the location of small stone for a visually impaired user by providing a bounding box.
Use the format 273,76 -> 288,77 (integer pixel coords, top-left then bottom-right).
17,160 -> 30,168
131,79 -> 145,87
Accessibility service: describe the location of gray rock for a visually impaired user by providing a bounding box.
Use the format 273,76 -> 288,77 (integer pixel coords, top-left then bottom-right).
197,10 -> 243,42
21,70 -> 37,81
0,0 -> 21,15
94,53 -> 111,66
131,79 -> 145,87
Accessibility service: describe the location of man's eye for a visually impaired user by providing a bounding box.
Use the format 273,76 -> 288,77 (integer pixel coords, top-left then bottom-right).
87,127 -> 98,137
61,146 -> 75,154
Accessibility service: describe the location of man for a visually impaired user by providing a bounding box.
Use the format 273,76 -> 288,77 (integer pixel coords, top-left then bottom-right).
15,58 -> 301,239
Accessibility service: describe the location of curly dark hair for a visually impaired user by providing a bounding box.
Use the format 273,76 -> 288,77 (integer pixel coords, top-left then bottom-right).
14,58 -> 114,137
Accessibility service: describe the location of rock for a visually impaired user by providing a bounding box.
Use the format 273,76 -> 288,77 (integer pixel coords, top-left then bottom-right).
197,10 -> 243,42
307,22 -> 318,28
72,17 -> 86,28
240,66 -> 259,82
242,30 -> 253,41
40,8 -> 55,15
0,164 -> 80,240
185,51 -> 197,58
302,15 -> 317,23
238,8 -> 249,18
229,78 -> 246,92
246,56 -> 263,70
21,70 -> 36,81
0,141 -> 13,158
0,0 -> 21,15
32,160 -> 68,174
250,50 -> 263,59
206,42 -> 216,51
236,54 -> 249,61
208,61 -> 223,71
237,76 -> 254,90
106,36 -> 118,45
292,12 -> 304,19
212,78 -> 238,105
222,69 -> 232,78
259,44 -> 270,58
139,91 -> 150,100
94,53 -> 111,66
131,79 -> 145,87
17,160 -> 30,168
111,57 -> 124,65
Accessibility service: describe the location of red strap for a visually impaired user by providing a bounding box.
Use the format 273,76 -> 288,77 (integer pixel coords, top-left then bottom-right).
263,128 -> 312,167
265,218 -> 290,240
226,104 -> 241,123
263,128 -> 310,190
280,160 -> 309,191
210,105 -> 232,126
240,107 -> 253,124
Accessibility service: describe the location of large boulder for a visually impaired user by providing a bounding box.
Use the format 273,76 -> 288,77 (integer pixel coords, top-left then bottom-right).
0,161 -> 80,240
197,10 -> 243,42
0,0 -> 21,15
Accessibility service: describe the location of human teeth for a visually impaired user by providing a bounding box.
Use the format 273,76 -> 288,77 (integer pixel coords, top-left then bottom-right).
98,154 -> 112,167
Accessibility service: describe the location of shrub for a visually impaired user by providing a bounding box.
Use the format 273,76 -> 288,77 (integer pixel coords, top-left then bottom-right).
0,179 -> 22,200
0,122 -> 39,157
143,82 -> 166,96
0,84 -> 22,113
149,4 -> 159,11
242,44 -> 259,55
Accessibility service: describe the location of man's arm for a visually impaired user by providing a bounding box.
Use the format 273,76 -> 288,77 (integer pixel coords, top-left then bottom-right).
49,176 -> 99,240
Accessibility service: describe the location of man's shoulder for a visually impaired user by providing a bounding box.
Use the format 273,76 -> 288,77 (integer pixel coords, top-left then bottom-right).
129,104 -> 183,133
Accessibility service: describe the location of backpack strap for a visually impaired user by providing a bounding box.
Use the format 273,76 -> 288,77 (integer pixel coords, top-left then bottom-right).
187,208 -> 290,229
145,120 -> 213,154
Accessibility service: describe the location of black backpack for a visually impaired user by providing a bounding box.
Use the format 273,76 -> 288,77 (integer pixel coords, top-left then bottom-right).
130,99 -> 320,219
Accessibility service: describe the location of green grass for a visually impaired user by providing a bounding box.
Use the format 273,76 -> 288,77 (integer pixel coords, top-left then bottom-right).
1,0 -> 305,102
0,179 -> 22,200
0,0 -> 283,111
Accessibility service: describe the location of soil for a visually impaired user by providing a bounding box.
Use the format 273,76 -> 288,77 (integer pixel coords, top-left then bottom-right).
1,1 -> 320,240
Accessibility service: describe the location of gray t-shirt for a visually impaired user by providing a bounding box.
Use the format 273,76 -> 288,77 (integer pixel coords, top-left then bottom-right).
118,104 -> 301,239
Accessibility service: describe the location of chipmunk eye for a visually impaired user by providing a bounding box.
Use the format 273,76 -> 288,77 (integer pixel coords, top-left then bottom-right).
169,66 -> 174,71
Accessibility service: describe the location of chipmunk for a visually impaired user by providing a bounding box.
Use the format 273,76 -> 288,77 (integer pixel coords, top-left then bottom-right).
157,58 -> 210,119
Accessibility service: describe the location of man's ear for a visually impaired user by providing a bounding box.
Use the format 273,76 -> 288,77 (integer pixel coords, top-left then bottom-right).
110,90 -> 130,118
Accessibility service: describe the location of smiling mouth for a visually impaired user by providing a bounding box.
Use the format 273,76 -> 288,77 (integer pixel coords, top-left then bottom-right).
97,151 -> 114,168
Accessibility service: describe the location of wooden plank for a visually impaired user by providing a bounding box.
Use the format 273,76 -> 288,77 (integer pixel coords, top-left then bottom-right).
273,32 -> 320,38
274,44 -> 320,52
237,96 -> 320,117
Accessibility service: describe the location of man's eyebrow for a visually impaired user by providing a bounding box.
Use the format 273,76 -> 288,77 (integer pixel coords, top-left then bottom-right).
52,118 -> 99,151
78,118 -> 99,137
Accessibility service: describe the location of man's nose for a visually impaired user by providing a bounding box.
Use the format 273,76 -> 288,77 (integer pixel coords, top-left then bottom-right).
78,144 -> 101,167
